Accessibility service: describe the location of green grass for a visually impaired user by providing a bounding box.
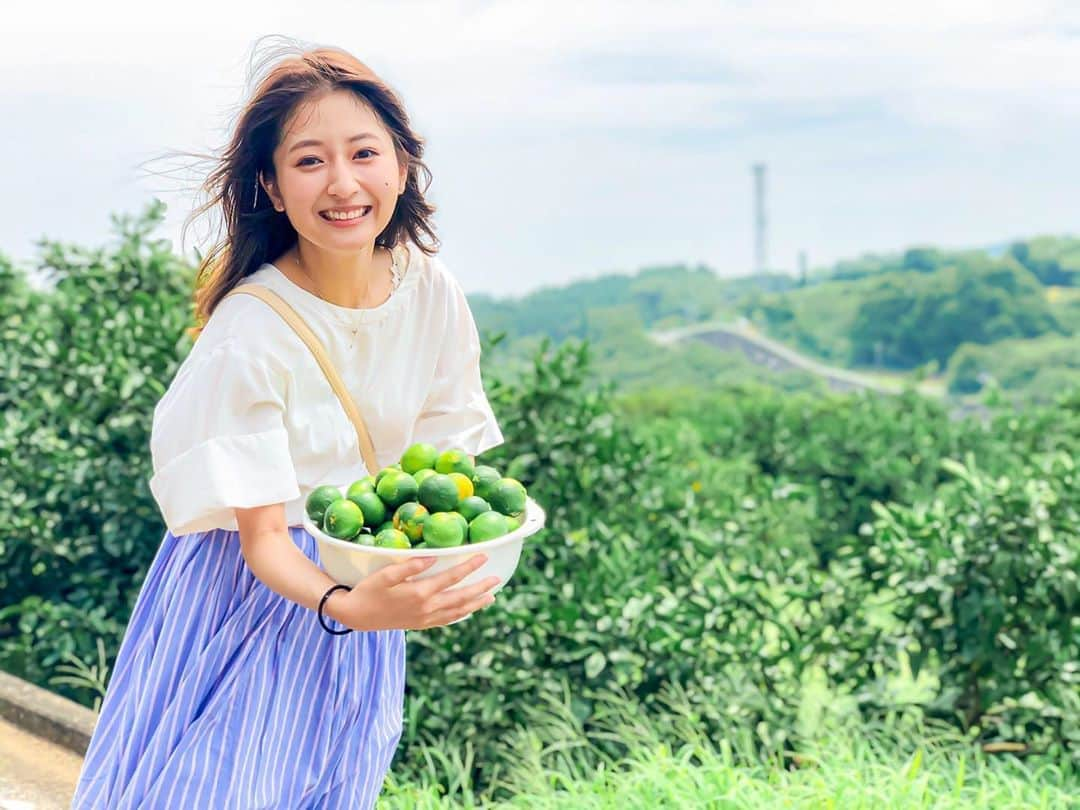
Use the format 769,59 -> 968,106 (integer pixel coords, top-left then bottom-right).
377,692 -> 1078,809
854,368 -> 949,398
944,332 -> 1080,404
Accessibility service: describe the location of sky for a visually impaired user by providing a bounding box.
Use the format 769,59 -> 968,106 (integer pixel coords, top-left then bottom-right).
3,0 -> 1079,297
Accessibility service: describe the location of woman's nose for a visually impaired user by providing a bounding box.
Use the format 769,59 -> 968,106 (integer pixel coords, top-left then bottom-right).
326,160 -> 361,198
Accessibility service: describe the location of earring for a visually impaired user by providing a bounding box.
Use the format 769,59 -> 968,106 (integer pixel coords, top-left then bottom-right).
252,175 -> 260,210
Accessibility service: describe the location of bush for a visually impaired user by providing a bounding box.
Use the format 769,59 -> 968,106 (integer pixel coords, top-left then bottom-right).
399,339 -> 827,790
869,452 -> 1080,756
0,201 -> 195,699
1,206 -> 1076,795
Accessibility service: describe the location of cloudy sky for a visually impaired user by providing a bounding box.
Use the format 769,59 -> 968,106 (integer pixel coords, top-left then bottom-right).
4,1 -> 1079,296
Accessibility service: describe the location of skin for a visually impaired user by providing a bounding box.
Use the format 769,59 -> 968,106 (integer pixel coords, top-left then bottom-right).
260,89 -> 409,309
236,91 -> 497,629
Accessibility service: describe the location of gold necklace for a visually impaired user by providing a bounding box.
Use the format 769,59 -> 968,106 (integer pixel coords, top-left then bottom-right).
290,247 -> 394,307
289,249 -> 324,301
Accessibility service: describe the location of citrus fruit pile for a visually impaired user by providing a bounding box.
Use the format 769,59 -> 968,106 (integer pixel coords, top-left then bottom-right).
305,443 -> 529,550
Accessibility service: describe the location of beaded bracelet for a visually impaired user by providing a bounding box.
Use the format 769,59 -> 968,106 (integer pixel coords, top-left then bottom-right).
318,584 -> 353,635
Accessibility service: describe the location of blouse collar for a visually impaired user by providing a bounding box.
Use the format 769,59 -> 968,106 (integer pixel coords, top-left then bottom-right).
257,242 -> 418,326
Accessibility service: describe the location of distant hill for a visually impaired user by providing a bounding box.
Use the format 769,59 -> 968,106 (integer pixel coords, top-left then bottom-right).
469,264 -> 798,342
471,235 -> 1080,405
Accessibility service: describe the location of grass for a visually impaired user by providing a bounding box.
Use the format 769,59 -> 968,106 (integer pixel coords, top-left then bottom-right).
852,368 -> 950,398
377,689 -> 1078,809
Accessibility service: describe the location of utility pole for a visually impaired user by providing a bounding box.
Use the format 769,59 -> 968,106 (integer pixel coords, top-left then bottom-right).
752,162 -> 768,274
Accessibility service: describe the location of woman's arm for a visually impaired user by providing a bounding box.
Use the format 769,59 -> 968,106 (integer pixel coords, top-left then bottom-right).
235,502 -> 347,617
234,502 -> 501,630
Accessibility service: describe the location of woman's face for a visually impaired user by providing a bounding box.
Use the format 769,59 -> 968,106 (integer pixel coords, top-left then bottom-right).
263,89 -> 407,255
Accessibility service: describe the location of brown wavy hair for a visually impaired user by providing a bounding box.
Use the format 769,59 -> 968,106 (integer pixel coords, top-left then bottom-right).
182,38 -> 438,339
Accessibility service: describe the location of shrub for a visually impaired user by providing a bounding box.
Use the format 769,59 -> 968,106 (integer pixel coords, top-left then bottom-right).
869,452 -> 1079,757
0,201 -> 194,697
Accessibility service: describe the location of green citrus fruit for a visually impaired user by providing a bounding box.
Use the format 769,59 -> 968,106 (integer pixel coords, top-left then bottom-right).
376,520 -> 395,535
374,528 -> 412,549
468,511 -> 510,543
306,485 -> 343,525
488,477 -> 527,517
400,442 -> 438,474
418,473 -> 459,513
393,501 -> 430,542
346,477 -> 377,499
413,468 -> 438,486
322,499 -> 364,540
348,491 -> 387,528
376,470 -> 419,509
434,448 -> 475,480
472,465 -> 502,501
449,511 -> 469,536
375,464 -> 402,487
423,512 -> 467,548
457,495 -> 491,523
447,472 -> 474,500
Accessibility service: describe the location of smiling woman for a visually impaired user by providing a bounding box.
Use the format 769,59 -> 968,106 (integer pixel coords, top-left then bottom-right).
69,36 -> 505,810
260,91 -> 411,308
184,41 -> 440,334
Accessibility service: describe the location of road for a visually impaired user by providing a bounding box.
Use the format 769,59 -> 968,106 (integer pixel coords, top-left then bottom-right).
0,718 -> 81,809
651,318 -> 989,421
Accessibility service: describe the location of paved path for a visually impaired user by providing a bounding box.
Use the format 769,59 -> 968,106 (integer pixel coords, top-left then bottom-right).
651,319 -> 989,421
651,319 -> 923,395
0,718 -> 81,809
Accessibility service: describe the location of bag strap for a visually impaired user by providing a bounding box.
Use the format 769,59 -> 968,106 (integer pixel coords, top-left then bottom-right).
222,284 -> 379,475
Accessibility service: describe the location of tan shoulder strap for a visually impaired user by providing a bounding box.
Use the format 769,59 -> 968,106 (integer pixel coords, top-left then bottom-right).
222,284 -> 379,475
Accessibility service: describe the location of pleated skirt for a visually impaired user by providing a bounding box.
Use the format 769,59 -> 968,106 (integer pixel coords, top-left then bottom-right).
71,526 -> 406,809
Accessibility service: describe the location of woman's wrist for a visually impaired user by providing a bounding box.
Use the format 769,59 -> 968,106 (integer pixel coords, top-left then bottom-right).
322,585 -> 364,630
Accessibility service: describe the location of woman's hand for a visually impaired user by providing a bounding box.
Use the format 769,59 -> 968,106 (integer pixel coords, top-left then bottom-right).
328,554 -> 500,631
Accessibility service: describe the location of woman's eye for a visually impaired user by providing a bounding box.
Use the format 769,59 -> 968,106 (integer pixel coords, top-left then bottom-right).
297,150 -> 374,167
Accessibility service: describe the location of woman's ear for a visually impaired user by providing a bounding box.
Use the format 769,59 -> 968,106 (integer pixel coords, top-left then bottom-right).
260,172 -> 284,212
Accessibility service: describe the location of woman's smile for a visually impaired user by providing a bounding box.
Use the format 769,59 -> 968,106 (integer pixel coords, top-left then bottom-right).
320,205 -> 373,226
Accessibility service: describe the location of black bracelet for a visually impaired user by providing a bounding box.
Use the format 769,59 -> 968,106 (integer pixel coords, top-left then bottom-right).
318,584 -> 353,635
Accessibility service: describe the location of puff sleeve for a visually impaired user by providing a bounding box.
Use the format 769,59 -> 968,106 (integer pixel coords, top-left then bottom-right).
148,340 -> 300,536
411,273 -> 504,457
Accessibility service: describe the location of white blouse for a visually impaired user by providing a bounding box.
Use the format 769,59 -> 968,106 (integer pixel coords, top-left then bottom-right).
148,242 -> 504,536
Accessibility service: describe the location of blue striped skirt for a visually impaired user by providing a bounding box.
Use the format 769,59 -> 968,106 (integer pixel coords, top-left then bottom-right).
71,526 -> 406,809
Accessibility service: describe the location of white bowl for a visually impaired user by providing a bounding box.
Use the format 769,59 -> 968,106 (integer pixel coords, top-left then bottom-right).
305,493 -> 546,594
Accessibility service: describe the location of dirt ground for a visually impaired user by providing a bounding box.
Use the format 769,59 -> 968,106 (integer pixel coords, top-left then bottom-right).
0,718 -> 82,810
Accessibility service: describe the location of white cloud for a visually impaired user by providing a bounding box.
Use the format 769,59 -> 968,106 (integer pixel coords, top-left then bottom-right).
2,0 -> 1079,293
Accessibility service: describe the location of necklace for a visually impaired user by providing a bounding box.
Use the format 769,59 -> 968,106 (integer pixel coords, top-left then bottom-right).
289,246 -> 398,309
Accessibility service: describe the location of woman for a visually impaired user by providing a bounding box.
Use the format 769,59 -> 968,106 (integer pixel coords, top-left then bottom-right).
72,41 -> 503,808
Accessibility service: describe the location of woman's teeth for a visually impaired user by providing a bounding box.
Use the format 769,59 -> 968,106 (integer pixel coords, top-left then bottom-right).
322,207 -> 371,221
